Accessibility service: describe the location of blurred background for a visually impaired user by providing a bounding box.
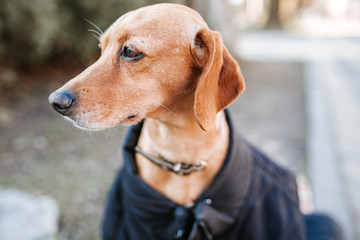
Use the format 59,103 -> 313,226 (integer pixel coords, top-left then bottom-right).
0,0 -> 359,239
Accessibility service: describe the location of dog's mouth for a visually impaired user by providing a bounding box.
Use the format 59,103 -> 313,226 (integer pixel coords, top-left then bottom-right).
126,114 -> 137,120
118,114 -> 144,126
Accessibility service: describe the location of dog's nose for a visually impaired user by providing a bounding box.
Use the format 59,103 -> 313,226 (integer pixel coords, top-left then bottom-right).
48,91 -> 75,115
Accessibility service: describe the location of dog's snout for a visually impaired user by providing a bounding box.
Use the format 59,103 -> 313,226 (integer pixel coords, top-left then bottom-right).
48,91 -> 75,115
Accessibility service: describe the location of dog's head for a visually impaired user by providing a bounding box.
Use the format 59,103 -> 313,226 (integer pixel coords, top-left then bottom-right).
49,3 -> 245,131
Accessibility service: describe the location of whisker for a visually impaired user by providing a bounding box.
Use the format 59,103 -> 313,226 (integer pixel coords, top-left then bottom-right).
84,19 -> 104,35
88,29 -> 101,37
91,33 -> 100,40
158,104 -> 173,114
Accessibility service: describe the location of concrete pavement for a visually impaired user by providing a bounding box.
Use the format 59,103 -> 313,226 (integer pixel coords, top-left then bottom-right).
237,31 -> 360,240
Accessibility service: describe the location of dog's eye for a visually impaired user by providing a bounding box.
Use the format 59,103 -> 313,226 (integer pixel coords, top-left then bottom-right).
124,47 -> 137,58
121,46 -> 143,61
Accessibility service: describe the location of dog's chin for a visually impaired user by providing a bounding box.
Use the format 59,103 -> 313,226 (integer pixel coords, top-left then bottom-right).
73,123 -> 105,131
64,117 -> 107,131
64,114 -> 143,131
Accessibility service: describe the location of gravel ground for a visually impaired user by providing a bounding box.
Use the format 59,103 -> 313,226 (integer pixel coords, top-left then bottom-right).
232,60 -> 307,173
0,60 -> 306,240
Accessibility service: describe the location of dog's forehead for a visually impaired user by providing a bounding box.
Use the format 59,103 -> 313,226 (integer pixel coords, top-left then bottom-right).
103,4 -> 208,47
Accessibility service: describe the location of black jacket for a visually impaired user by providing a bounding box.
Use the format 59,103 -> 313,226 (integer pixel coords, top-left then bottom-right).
102,111 -> 306,240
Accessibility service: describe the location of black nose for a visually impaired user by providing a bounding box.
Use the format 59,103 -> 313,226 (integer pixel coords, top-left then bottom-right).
48,91 -> 75,115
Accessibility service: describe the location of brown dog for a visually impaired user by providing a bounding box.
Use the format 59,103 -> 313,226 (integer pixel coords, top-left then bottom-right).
49,3 -> 244,204
49,4 -> 307,240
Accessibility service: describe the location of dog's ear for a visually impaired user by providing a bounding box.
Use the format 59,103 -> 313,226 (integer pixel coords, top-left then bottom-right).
191,29 -> 245,131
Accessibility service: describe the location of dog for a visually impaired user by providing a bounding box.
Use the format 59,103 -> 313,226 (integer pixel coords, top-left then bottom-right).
49,3 -> 308,240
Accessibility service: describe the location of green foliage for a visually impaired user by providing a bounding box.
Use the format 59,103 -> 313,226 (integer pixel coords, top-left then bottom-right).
0,0 -> 172,69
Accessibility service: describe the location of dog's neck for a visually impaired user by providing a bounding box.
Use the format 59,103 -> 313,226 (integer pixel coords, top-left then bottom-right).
136,110 -> 229,205
140,112 -> 226,163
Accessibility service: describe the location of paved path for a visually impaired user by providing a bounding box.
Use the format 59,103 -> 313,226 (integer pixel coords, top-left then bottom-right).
237,31 -> 360,240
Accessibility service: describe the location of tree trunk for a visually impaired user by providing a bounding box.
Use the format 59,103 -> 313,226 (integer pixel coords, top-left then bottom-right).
184,0 -> 239,54
265,0 -> 282,29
